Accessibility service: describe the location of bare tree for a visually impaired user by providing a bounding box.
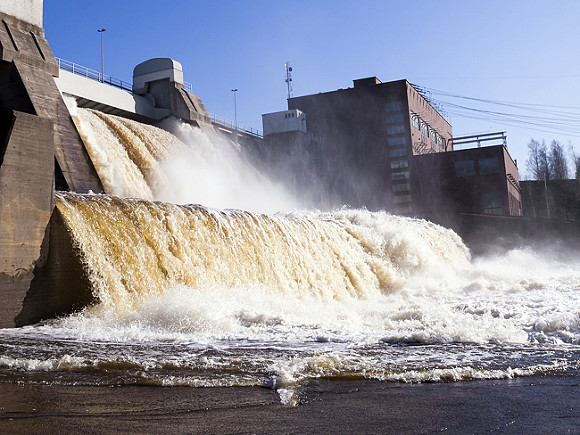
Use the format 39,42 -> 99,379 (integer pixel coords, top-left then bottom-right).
526,139 -> 549,180
548,140 -> 568,180
569,143 -> 580,180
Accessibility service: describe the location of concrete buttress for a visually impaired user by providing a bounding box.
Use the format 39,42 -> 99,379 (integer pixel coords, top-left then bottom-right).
0,9 -> 98,327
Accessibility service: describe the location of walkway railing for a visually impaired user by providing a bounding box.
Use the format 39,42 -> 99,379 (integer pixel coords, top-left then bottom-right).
210,113 -> 263,138
56,57 -> 194,93
56,57 -> 262,138
56,57 -> 133,92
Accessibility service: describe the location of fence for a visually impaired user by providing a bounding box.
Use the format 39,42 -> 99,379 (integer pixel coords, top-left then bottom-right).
210,114 -> 263,138
56,57 -> 133,92
55,57 -> 262,138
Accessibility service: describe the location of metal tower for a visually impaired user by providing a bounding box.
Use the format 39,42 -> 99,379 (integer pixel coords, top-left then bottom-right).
285,62 -> 293,100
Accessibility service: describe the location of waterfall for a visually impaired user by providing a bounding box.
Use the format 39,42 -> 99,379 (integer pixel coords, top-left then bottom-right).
55,191 -> 470,312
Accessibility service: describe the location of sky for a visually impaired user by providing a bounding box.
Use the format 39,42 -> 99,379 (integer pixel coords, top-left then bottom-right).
44,0 -> 580,179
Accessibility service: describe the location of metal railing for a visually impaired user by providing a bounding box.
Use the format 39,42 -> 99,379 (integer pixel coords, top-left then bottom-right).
210,113 -> 263,138
56,57 -> 133,92
56,57 -> 262,138
449,132 -> 507,150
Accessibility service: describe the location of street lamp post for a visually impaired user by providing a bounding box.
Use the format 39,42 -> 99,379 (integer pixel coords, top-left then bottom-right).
97,28 -> 106,82
231,89 -> 238,130
231,88 -> 238,142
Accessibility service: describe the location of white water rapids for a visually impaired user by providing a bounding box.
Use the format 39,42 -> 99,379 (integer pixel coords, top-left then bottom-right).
0,106 -> 578,405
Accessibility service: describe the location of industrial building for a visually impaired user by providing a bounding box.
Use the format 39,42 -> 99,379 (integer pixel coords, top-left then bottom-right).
262,77 -> 523,221
413,145 -> 522,222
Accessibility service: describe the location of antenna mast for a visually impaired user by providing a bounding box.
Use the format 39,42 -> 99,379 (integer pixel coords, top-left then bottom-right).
285,62 -> 293,100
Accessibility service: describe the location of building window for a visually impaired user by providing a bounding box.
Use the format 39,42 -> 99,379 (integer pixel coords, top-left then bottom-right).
387,124 -> 405,135
389,148 -> 408,158
392,182 -> 411,192
385,102 -> 404,113
437,135 -> 445,148
395,205 -> 412,214
455,160 -> 475,177
388,136 -> 406,147
390,159 -> 408,169
420,122 -> 429,136
430,129 -> 437,143
482,192 -> 504,215
479,157 -> 499,175
394,194 -> 412,204
412,114 -> 420,130
392,171 -> 409,181
385,114 -> 405,124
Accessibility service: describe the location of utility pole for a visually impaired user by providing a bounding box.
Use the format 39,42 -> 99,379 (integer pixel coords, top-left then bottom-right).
97,28 -> 106,82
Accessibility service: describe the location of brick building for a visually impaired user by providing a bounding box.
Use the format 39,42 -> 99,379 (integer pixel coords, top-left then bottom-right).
262,76 -> 522,219
413,146 -> 522,223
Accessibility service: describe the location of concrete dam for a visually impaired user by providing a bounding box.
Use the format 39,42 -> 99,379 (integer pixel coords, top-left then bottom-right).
0,2 -> 264,327
2,2 -> 579,331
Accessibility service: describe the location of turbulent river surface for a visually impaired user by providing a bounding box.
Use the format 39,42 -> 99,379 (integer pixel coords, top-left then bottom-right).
1,108 -> 579,405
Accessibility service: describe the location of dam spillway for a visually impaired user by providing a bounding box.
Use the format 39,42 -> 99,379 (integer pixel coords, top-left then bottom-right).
3,188 -> 580,406
0,3 -> 579,413
1,0 -> 579,331
53,191 -> 471,311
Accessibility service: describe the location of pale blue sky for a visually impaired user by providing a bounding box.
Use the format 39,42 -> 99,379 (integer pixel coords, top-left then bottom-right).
44,1 -> 580,177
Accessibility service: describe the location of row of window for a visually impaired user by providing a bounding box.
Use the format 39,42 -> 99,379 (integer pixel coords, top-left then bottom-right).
395,205 -> 413,214
385,102 -> 404,113
389,148 -> 408,158
385,113 -> 405,124
411,113 -> 446,149
388,136 -> 406,147
394,194 -> 411,204
392,171 -> 409,181
390,159 -> 408,169
387,124 -> 405,135
393,182 -> 410,192
389,95 -> 412,210
454,157 -> 499,177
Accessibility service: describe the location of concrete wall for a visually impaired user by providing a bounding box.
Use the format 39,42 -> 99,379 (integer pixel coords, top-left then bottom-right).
15,208 -> 94,326
0,111 -> 54,327
0,10 -> 102,327
504,147 -> 522,216
0,0 -> 43,28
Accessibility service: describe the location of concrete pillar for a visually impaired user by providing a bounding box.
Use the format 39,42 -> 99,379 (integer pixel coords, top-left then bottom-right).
0,6 -> 99,326
133,58 -> 211,126
0,111 -> 54,327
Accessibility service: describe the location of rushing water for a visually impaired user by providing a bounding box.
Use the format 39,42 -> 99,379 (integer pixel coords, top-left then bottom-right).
1,109 -> 579,405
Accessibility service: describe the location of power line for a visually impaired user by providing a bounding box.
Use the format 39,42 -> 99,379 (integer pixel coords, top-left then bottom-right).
411,84 -> 580,138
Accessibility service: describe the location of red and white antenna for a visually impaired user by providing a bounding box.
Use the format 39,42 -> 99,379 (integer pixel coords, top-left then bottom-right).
285,62 -> 293,100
